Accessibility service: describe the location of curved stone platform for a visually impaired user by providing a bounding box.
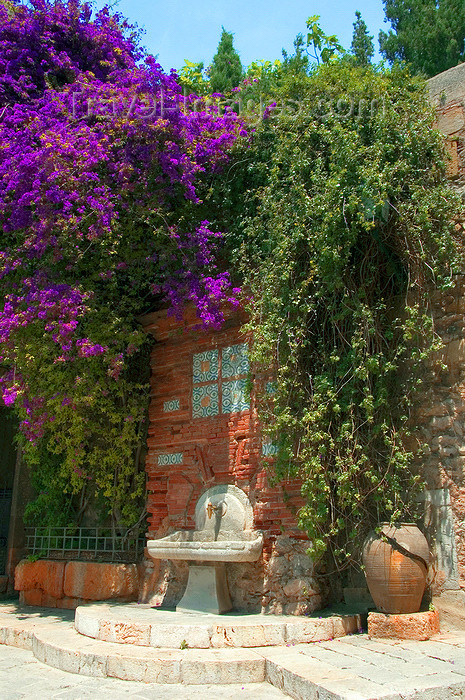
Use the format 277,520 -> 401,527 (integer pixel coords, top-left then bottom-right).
75,602 -> 362,649
3,602 -> 465,697
32,624 -> 266,684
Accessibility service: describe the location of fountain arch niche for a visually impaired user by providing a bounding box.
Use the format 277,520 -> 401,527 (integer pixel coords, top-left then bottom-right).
147,485 -> 263,614
140,307 -> 324,616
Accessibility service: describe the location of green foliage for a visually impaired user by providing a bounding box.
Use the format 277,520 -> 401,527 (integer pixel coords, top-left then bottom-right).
279,16 -> 344,94
350,11 -> 374,65
25,553 -> 45,562
305,15 -> 345,65
23,447 -> 78,527
235,17 -> 345,105
20,337 -> 152,528
209,27 -> 243,93
220,61 -> 462,568
178,59 -> 210,96
244,59 -> 283,96
379,0 -> 465,77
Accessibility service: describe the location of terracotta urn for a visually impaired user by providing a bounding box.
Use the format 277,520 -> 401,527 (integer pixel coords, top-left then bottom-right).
362,523 -> 430,614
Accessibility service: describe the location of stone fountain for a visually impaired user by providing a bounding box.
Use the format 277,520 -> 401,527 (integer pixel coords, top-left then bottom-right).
147,485 -> 263,614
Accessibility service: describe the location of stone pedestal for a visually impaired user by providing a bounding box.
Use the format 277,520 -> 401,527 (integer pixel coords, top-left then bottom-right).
177,563 -> 232,614
368,609 -> 440,640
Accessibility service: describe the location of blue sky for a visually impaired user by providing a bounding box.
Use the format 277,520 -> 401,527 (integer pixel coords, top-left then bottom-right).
94,1 -> 388,72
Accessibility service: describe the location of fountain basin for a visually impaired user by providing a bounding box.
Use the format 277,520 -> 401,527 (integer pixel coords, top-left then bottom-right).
147,485 -> 263,613
147,530 -> 263,563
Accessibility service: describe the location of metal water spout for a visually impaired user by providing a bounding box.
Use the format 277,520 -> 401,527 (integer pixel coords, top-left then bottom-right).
207,501 -> 224,519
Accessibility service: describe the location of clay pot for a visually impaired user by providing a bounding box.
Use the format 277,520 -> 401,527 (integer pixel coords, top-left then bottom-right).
362,523 -> 430,614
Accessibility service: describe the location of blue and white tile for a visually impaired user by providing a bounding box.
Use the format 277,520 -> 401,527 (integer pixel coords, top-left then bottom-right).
222,378 -> 249,414
222,344 -> 249,378
192,384 -> 219,418
163,399 -> 180,413
262,438 -> 279,456
157,452 -> 183,466
192,349 -> 219,384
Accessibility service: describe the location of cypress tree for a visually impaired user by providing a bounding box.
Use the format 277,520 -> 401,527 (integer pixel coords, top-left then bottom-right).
209,27 -> 243,93
350,11 -> 374,65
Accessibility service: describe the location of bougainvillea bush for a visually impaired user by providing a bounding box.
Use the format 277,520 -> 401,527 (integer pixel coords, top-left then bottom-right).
0,0 -> 244,526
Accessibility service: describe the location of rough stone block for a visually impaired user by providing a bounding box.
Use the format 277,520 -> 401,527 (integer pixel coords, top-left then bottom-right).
0,623 -> 34,650
210,622 -> 286,648
368,609 -> 440,640
40,593 -> 59,608
332,614 -> 363,638
63,561 -> 138,601
150,622 -> 211,649
107,653 -> 181,683
180,648 -> 265,684
78,650 -> 107,678
14,560 -> 65,598
99,619 -> 150,646
285,617 -> 334,644
55,596 -> 91,609
75,607 -> 100,638
19,589 -> 44,606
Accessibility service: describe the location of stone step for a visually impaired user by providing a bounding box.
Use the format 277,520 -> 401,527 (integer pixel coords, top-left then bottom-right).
5,607 -> 465,698
434,590 -> 465,631
74,602 -> 362,649
261,636 -> 465,700
30,623 -> 267,684
0,612 -> 73,650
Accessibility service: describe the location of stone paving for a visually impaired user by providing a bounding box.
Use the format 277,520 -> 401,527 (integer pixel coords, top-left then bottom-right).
265,632 -> 465,698
3,602 -> 465,698
0,644 -> 287,699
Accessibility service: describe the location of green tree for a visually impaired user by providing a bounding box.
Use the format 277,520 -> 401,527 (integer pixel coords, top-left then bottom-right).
350,10 -> 374,65
178,59 -> 210,96
209,27 -> 243,93
379,0 -> 465,77
305,14 -> 344,64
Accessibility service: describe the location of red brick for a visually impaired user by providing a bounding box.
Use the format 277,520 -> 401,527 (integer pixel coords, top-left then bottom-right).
142,308 -> 305,554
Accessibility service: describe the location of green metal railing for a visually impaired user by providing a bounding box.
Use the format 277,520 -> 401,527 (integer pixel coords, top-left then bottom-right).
24,527 -> 145,563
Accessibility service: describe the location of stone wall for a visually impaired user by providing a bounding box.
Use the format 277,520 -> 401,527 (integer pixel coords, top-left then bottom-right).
140,308 -> 325,614
15,559 -> 140,608
413,276 -> 465,589
418,65 -> 465,590
428,62 -> 465,188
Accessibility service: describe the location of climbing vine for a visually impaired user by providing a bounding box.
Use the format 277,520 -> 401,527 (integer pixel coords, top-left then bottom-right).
224,62 -> 463,568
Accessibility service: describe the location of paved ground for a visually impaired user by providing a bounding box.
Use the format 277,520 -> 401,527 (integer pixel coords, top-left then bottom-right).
3,600 -> 465,699
0,645 -> 288,699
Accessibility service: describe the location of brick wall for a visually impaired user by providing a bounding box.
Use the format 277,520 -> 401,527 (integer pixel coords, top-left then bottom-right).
140,307 -> 325,614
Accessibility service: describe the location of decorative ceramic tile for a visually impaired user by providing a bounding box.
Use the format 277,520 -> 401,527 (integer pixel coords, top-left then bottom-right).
163,399 -> 180,413
157,452 -> 183,466
222,344 -> 249,378
222,379 -> 249,414
193,349 -> 218,384
262,438 -> 278,456
192,384 -> 219,418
